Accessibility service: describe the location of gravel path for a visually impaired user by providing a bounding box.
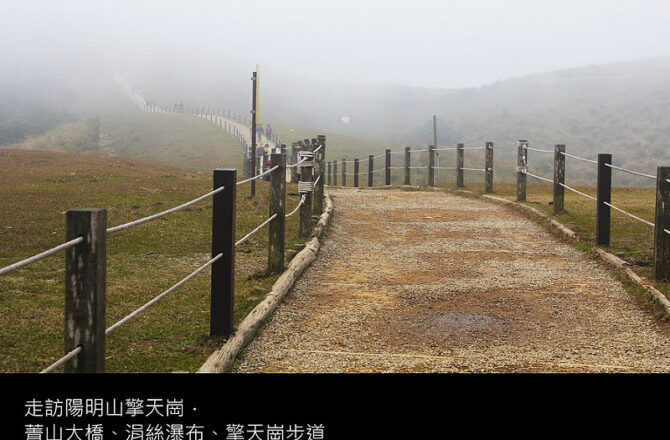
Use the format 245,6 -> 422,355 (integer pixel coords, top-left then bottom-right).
232,188 -> 670,372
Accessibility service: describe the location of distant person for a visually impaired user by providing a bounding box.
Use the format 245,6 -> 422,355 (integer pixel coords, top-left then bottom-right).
256,124 -> 264,141
265,124 -> 272,141
255,144 -> 265,174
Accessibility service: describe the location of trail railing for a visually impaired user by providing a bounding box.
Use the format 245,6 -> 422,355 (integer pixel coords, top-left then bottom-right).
0,136 -> 326,373
326,142 -> 494,192
515,140 -> 670,279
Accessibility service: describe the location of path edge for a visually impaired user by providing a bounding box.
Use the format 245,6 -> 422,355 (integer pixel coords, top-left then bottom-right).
478,193 -> 670,315
197,192 -> 334,373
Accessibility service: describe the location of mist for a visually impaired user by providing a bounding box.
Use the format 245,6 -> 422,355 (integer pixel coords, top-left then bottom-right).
3,0 -> 670,183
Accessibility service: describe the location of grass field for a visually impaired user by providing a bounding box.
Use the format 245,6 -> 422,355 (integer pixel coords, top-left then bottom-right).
0,149 -> 307,372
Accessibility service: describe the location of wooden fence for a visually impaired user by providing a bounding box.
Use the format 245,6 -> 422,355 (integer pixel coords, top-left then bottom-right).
0,135 -> 326,373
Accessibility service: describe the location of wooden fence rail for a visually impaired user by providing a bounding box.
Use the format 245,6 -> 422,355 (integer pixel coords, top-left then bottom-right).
0,135 -> 326,373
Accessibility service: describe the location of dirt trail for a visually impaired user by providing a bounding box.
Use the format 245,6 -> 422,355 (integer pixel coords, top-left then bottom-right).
232,188 -> 670,372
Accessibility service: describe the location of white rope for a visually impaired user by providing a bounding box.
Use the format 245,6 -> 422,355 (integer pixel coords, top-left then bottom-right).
523,145 -> 554,154
434,147 -> 457,151
107,187 -> 225,233
462,168 -> 486,172
314,175 -> 321,186
665,229 -> 670,236
604,163 -> 656,180
434,167 -> 457,170
409,149 -> 431,153
559,183 -> 597,201
603,202 -> 655,227
0,236 -> 85,276
313,145 -> 323,153
40,346 -> 83,374
373,153 -> 386,159
560,151 -> 598,164
524,171 -> 554,183
235,213 -> 278,247
462,147 -> 487,150
236,165 -> 279,186
371,168 -> 386,173
105,253 -> 223,335
286,196 -> 305,218
286,158 -> 308,168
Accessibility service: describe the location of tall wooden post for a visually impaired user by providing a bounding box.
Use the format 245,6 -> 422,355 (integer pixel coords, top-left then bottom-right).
65,209 -> 107,373
404,147 -> 411,185
290,143 -> 298,183
342,159 -> 347,187
211,169 -> 236,338
368,155 -> 374,187
485,142 -> 494,193
354,158 -> 360,187
456,143 -> 464,188
313,135 -> 326,216
385,149 -> 391,186
428,145 -> 435,187
268,154 -> 286,273
596,153 -> 612,246
333,160 -> 338,186
517,140 -> 528,202
327,162 -> 332,186
251,71 -> 258,197
654,167 -> 670,280
553,144 -> 566,215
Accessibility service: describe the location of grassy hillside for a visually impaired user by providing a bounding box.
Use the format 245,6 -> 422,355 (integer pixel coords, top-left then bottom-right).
3,89 -> 245,172
0,149 -> 306,372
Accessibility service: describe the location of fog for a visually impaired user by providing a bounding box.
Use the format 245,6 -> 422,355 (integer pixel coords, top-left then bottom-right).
2,0 -> 670,155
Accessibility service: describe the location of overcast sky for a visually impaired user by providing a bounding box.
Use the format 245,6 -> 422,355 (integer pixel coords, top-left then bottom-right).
3,0 -> 670,89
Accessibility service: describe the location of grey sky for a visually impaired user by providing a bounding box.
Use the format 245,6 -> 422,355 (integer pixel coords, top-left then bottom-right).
2,0 -> 670,89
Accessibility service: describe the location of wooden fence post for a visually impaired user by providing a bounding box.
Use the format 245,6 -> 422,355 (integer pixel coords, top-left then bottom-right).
456,143 -> 464,188
327,162 -> 332,186
553,144 -> 566,214
268,154 -> 286,273
211,169 -> 236,338
333,160 -> 338,186
368,155 -> 374,187
517,140 -> 528,202
354,158 -> 360,187
342,159 -> 347,187
655,167 -> 670,280
299,151 -> 314,237
428,145 -> 435,187
485,142 -> 494,193
404,147 -> 411,185
65,208 -> 107,373
596,153 -> 612,246
290,143 -> 298,183
385,149 -> 391,186
313,135 -> 326,216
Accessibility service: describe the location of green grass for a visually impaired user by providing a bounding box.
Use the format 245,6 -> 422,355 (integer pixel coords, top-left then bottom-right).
0,149 -> 308,373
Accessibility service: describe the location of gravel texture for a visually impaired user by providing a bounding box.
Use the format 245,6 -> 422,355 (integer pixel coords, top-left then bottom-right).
232,188 -> 670,373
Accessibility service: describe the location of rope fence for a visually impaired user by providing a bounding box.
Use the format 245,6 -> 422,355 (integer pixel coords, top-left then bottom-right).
517,140 -> 670,279
325,142 -> 494,191
4,133 -> 328,373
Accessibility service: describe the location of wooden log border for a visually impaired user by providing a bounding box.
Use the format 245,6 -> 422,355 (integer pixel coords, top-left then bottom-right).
198,192 -> 334,373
